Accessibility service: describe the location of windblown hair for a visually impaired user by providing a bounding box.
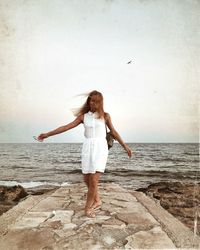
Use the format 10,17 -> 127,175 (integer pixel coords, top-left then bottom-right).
73,90 -> 105,119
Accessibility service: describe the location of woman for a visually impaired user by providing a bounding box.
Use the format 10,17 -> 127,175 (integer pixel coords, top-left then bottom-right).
37,90 -> 132,218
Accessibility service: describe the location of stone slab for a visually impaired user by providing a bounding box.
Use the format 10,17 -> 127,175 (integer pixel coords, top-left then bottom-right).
48,210 -> 74,224
0,194 -> 48,235
125,226 -> 176,249
10,211 -> 52,230
116,210 -> 159,227
0,228 -> 55,250
132,190 -> 200,248
108,192 -> 137,202
31,196 -> 68,212
1,183 -> 199,250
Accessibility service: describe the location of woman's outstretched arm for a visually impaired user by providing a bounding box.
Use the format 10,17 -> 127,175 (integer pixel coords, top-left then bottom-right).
37,115 -> 84,141
105,113 -> 132,157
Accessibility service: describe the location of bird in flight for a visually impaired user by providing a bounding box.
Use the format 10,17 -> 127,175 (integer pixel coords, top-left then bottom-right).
127,60 -> 132,64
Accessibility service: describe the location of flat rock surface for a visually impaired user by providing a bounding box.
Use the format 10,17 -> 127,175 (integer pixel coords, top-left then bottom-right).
136,181 -> 200,236
0,185 -> 28,215
0,183 -> 199,250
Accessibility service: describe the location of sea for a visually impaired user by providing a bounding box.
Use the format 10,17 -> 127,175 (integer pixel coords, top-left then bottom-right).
0,143 -> 199,190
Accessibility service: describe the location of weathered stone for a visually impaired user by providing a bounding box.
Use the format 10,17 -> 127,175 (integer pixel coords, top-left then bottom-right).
110,200 -> 145,212
102,217 -> 126,227
26,185 -> 58,196
137,181 -> 200,235
103,235 -> 116,245
40,220 -> 63,229
0,228 -> 55,250
0,185 -> 28,216
167,206 -> 196,219
101,203 -> 123,214
101,197 -> 111,204
52,230 -> 103,250
132,189 -> 200,248
110,192 -> 137,202
24,211 -> 52,218
1,183 -> 199,249
67,203 -> 85,212
48,210 -> 74,224
30,197 -> 66,212
0,194 -> 49,235
51,188 -> 70,197
62,223 -> 77,230
53,228 -> 76,239
102,223 -> 126,229
116,211 -> 159,228
125,226 -> 176,249
0,185 -> 28,202
10,211 -> 52,229
70,194 -> 83,200
100,227 -> 129,247
102,183 -> 129,193
81,215 -> 111,223
72,209 -> 85,219
110,200 -> 130,208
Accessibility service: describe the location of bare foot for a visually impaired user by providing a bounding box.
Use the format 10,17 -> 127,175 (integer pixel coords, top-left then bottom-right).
90,201 -> 102,210
85,209 -> 96,218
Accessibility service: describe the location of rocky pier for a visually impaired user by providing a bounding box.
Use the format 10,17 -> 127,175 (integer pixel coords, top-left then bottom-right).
0,183 -> 199,249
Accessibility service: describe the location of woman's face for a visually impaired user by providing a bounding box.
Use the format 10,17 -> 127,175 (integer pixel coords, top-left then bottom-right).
89,95 -> 100,112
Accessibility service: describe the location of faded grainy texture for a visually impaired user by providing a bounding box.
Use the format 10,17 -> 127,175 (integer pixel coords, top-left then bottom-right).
0,1 -> 199,143
0,183 -> 199,249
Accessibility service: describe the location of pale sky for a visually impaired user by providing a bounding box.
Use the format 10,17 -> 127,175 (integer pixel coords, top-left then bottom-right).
0,0 -> 199,143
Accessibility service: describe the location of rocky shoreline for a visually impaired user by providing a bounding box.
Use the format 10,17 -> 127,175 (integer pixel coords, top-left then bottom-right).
1,181 -> 199,237
0,185 -> 28,216
0,185 -> 58,216
1,182 -> 199,249
136,181 -> 200,236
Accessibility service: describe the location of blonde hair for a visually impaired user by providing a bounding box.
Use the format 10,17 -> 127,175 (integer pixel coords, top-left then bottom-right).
73,90 -> 105,119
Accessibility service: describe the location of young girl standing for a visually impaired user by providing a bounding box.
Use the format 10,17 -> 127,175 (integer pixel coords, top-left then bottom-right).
37,90 -> 132,218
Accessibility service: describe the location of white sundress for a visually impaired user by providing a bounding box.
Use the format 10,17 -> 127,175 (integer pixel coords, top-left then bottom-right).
81,111 -> 109,174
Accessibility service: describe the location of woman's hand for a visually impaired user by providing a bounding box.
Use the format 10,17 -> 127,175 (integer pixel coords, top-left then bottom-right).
123,144 -> 132,158
37,133 -> 49,141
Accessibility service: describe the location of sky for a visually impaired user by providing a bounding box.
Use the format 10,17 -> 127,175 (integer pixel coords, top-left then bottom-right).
0,0 -> 199,143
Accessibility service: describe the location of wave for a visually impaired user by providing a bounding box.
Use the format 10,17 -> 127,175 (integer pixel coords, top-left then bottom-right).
184,152 -> 199,156
105,169 -> 199,180
152,157 -> 198,163
0,165 -> 26,169
51,160 -> 81,164
153,158 -> 174,162
0,180 -> 70,188
17,156 -> 30,160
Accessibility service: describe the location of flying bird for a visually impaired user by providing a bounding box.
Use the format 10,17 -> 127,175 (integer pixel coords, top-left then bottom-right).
127,60 -> 132,64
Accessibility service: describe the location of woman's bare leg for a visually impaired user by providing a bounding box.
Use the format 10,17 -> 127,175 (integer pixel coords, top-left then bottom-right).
83,173 -> 101,208
84,172 -> 101,216
90,172 -> 102,209
83,174 -> 89,188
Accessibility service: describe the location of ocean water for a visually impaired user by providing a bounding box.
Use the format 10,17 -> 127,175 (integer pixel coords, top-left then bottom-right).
0,143 -> 199,190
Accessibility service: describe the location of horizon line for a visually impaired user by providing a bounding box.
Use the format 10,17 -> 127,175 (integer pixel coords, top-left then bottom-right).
0,142 -> 199,144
